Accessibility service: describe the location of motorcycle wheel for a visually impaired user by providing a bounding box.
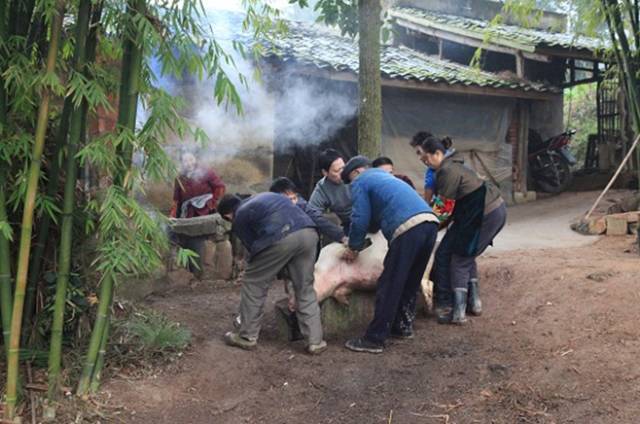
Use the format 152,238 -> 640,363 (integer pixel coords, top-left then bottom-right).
535,154 -> 573,194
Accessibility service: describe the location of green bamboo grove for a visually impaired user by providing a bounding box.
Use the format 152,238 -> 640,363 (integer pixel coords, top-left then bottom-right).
0,0 -> 293,420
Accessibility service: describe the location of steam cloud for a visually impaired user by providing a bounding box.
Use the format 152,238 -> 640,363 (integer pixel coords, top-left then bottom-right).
150,2 -> 357,167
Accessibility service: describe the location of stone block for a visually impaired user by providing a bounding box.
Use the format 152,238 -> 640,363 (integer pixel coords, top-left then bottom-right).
169,213 -> 230,239
275,291 -> 376,341
320,292 -> 376,338
213,240 -> 233,280
606,216 -> 629,236
587,217 -> 607,235
513,191 -> 537,205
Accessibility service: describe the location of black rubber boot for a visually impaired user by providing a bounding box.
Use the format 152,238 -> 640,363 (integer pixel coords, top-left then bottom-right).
467,278 -> 482,316
435,306 -> 453,324
451,289 -> 468,325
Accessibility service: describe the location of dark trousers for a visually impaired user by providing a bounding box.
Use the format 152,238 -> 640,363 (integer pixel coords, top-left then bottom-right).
364,222 -> 438,345
433,203 -> 507,306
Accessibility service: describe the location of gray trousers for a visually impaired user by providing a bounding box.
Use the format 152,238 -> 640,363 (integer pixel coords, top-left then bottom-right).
239,228 -> 322,345
451,203 -> 507,290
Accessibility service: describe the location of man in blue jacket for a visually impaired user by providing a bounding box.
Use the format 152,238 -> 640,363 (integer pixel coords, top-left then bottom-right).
217,192 -> 327,355
341,156 -> 439,354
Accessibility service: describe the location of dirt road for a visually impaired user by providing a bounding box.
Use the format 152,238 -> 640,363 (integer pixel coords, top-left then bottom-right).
103,226 -> 640,423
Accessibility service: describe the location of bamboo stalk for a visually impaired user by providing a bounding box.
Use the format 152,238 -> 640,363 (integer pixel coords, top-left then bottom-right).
116,0 -> 145,178
603,0 -> 640,184
89,318 -> 110,393
47,0 -> 92,400
4,2 -> 65,419
78,0 -> 144,396
76,274 -> 113,396
0,0 -> 11,359
8,0 -> 34,37
0,0 -> 7,128
23,98 -> 73,337
0,187 -> 12,356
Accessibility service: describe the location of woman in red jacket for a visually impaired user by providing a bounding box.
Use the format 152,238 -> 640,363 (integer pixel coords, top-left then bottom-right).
170,151 -> 226,218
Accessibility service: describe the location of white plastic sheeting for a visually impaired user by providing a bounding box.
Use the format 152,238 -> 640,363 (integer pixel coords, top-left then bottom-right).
381,88 -> 516,193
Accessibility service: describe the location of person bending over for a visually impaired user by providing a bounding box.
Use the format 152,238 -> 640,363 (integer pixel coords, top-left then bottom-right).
218,193 -> 327,355
340,156 -> 439,354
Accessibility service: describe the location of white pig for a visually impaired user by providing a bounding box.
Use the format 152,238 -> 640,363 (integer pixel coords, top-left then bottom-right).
313,232 -> 387,304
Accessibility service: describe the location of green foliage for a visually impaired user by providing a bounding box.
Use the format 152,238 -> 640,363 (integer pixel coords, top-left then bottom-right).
0,0 -> 301,408
564,83 -> 598,165
176,247 -> 200,270
313,0 -> 358,37
115,309 -> 191,356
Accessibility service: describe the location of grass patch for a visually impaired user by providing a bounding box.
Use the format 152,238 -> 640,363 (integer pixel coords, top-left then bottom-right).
120,310 -> 191,355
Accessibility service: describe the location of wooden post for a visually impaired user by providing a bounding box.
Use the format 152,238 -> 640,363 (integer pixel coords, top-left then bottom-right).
516,53 -> 525,78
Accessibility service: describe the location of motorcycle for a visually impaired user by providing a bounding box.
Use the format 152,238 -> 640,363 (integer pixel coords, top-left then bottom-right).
528,129 -> 577,194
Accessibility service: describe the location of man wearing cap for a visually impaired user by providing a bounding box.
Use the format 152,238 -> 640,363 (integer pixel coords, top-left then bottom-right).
341,156 -> 439,354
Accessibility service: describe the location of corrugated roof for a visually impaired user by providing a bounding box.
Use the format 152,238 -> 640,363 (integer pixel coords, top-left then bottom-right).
264,21 -> 558,93
390,6 -> 603,54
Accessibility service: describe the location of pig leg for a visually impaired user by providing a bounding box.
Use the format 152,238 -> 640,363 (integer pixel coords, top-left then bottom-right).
332,285 -> 352,305
419,248 -> 437,314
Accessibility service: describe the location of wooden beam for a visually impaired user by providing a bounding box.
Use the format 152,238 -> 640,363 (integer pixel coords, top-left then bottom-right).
394,18 -> 551,62
286,65 -> 558,100
535,46 -> 601,61
561,76 -> 601,88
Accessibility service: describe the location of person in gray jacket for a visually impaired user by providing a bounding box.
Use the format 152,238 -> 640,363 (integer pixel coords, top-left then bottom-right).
308,149 -> 352,234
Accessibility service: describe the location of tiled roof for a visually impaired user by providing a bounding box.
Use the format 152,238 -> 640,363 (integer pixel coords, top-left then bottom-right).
390,6 -> 602,54
264,21 -> 558,93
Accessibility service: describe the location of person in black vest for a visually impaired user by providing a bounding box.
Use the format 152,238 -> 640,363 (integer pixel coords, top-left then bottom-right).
417,135 -> 507,325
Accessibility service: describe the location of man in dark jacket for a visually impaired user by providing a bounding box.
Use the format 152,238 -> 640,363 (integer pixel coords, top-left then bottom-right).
340,156 -> 439,354
218,193 -> 327,355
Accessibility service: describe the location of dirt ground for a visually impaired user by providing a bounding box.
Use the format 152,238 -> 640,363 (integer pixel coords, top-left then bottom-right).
101,230 -> 640,424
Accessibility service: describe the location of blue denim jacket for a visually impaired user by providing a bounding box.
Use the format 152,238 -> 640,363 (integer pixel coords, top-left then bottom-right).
233,192 -> 315,259
349,168 -> 433,250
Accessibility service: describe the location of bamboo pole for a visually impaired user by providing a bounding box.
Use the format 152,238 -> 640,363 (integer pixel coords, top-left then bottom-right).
78,0 -> 144,396
5,1 -> 65,419
0,187 -> 12,356
603,0 -> 640,184
89,318 -> 110,393
47,0 -> 92,400
0,0 -> 7,128
76,274 -> 113,396
0,0 -> 12,359
23,99 -> 73,336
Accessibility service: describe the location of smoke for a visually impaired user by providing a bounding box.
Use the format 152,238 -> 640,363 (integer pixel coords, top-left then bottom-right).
148,0 -> 356,171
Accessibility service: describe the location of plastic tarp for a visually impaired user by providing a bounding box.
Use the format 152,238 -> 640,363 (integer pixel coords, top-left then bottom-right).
381,88 -> 516,193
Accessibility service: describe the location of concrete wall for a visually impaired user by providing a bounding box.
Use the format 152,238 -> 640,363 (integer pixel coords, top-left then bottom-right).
395,0 -> 567,32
